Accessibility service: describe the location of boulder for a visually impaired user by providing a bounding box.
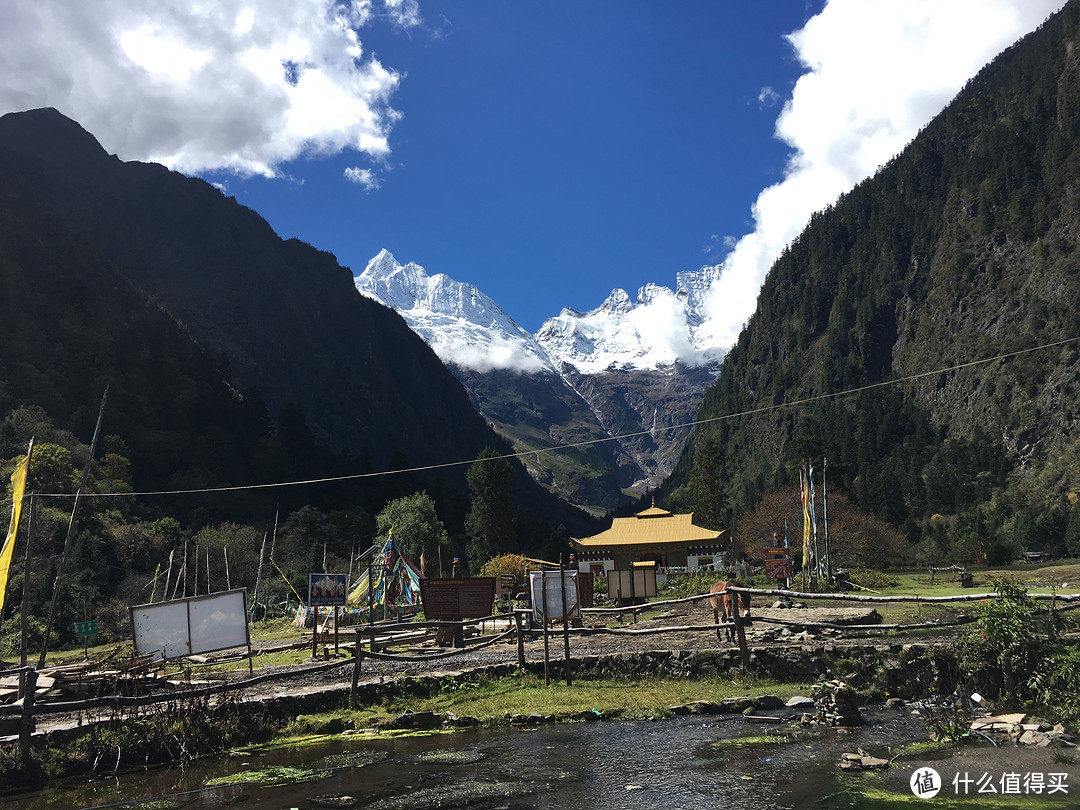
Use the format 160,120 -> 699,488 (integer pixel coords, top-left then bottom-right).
1019,729 -> 1050,746
837,752 -> 889,771
391,710 -> 441,730
754,695 -> 786,710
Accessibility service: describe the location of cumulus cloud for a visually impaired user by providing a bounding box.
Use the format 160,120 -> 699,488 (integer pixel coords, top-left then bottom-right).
434,332 -> 551,375
0,0 -> 418,177
344,166 -> 381,189
696,0 -> 1067,351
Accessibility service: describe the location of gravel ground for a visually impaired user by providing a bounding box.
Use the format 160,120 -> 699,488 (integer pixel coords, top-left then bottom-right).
17,596 -> 936,736
267,596 -> 896,686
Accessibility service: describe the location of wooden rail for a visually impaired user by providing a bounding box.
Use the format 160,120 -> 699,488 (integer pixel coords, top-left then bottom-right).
9,584 -> 1077,726
721,586 -> 1080,603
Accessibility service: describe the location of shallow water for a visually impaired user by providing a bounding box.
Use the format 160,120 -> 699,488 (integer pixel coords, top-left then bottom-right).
3,710 -> 1076,809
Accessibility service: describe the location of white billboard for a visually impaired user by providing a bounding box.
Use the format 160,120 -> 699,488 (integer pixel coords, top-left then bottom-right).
529,570 -> 580,621
131,589 -> 249,661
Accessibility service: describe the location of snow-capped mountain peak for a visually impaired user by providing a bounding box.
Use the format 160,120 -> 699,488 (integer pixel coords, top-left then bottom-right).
533,273 -> 726,374
355,250 -> 555,374
354,249 -> 727,507
357,250 -> 726,376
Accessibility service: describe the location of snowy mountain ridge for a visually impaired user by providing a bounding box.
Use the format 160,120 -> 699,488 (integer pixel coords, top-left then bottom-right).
356,249 -> 554,374
353,249 -> 725,508
355,249 -> 727,375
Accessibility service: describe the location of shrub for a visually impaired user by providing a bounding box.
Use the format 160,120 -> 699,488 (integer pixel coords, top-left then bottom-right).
848,568 -> 898,589
956,580 -> 1058,701
1029,646 -> 1080,723
658,571 -> 716,600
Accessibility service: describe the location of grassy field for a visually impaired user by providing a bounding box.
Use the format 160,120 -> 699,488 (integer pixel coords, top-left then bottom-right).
283,670 -> 811,732
850,561 -> 1080,625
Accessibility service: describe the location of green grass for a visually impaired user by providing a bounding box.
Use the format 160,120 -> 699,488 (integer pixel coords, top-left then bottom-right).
298,671 -> 810,731
769,562 -> 1080,626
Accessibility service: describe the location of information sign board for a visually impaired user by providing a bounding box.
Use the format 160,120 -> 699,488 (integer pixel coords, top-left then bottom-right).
607,567 -> 658,600
308,573 -> 348,607
73,620 -> 98,638
131,589 -> 250,661
419,578 -> 496,620
764,558 -> 793,581
529,570 -> 580,621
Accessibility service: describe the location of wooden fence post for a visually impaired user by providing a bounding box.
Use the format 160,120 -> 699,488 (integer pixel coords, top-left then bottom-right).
541,570 -> 551,686
515,610 -> 526,668
730,595 -> 751,670
19,669 -> 36,760
559,557 -> 572,687
350,632 -> 364,708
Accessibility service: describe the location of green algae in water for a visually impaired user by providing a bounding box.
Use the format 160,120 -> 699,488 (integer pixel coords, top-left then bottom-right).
412,749 -> 486,765
711,732 -> 795,748
362,779 -> 535,810
204,764 -> 334,788
311,750 -> 393,770
235,726 -> 450,754
826,783 -> 1078,809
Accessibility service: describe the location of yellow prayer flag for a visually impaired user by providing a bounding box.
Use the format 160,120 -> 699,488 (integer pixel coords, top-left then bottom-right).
0,452 -> 30,616
800,470 -> 811,569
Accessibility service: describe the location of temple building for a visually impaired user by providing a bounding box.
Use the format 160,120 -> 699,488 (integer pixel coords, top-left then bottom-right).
569,502 -> 727,579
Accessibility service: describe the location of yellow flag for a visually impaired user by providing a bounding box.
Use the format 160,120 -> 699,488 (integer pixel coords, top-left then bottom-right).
800,469 -> 811,569
0,453 -> 30,616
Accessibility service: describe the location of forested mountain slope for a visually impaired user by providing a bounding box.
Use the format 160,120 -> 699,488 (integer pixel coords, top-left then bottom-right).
0,109 -> 496,476
676,1 -> 1080,563
0,170 -> 278,503
0,108 -> 594,535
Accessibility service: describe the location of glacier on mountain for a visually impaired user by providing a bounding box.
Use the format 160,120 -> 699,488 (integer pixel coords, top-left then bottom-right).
354,249 -> 727,375
355,249 -> 554,374
534,268 -> 726,375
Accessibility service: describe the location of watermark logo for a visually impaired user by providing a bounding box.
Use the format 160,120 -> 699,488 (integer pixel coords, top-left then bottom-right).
911,767 -> 942,798
908,768 -> 1069,798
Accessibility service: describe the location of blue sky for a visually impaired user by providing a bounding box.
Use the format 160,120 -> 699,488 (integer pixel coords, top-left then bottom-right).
0,0 -> 1068,340
207,1 -> 819,332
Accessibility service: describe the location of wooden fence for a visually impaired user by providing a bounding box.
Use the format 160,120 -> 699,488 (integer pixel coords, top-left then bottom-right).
6,584 -> 1079,754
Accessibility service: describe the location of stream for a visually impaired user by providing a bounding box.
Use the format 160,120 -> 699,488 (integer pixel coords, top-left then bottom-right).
2,709 -> 1077,809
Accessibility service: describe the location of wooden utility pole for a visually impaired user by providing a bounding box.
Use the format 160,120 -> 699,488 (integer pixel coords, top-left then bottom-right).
39,390 -> 107,669
251,526 -> 268,623
19,493 -> 35,667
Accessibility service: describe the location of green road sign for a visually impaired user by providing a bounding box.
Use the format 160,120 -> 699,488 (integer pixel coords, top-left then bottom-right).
74,620 -> 99,638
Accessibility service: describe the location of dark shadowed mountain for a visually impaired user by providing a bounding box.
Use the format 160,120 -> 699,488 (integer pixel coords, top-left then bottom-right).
669,0 -> 1080,564
0,108 -> 595,535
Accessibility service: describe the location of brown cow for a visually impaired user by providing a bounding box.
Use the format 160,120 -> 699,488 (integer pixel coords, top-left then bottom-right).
709,580 -> 751,643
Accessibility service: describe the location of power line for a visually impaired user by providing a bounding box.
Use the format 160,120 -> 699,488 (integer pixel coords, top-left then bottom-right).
27,335 -> 1080,500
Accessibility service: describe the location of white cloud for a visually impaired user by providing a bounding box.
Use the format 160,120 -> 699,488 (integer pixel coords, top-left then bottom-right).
436,333 -> 551,375
0,0 -> 419,177
344,166 -> 381,189
384,0 -> 422,29
757,86 -> 781,108
697,0 -> 1067,351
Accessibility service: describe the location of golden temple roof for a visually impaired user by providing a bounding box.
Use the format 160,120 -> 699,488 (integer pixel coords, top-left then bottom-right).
570,505 -> 724,549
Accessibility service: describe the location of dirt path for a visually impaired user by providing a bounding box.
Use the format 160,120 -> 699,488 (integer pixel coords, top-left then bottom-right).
11,597 -> 942,739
